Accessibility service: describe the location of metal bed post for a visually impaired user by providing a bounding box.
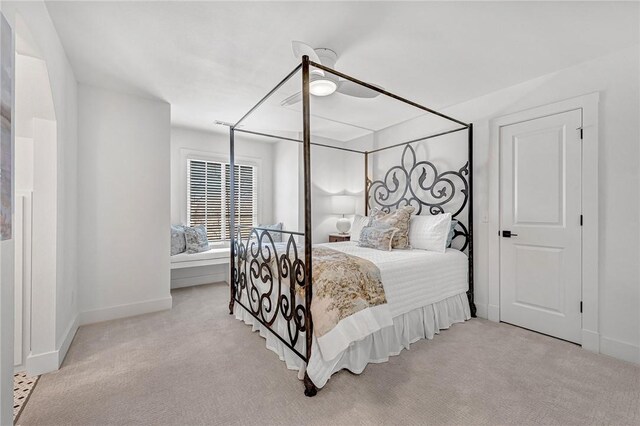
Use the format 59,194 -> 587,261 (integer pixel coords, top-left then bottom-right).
467,123 -> 476,317
228,126 -> 236,315
364,151 -> 369,215
301,55 -> 318,397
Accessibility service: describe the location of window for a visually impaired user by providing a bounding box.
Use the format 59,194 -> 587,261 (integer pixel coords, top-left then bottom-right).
187,159 -> 257,241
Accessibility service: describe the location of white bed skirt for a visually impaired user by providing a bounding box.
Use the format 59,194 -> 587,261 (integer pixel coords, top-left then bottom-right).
234,291 -> 471,388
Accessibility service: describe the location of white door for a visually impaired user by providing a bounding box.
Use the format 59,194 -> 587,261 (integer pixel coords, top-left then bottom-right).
499,109 -> 582,343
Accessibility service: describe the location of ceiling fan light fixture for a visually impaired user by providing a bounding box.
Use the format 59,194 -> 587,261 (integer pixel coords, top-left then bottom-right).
309,79 -> 337,97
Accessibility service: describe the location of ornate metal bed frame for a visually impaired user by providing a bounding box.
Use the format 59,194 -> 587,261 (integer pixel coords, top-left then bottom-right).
226,56 -> 474,396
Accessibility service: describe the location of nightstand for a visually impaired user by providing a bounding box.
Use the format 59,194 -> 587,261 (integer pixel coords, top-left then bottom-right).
329,233 -> 350,243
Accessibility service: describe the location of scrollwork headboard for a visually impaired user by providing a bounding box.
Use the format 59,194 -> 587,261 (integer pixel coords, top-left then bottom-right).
367,144 -> 470,251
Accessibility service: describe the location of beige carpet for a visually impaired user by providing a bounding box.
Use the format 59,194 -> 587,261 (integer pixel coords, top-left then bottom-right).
18,283 -> 639,425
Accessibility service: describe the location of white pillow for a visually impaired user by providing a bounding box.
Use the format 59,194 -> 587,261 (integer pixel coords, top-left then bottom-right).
350,214 -> 369,242
409,213 -> 452,253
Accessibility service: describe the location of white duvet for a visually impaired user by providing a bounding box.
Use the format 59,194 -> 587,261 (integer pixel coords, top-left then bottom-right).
319,241 -> 469,318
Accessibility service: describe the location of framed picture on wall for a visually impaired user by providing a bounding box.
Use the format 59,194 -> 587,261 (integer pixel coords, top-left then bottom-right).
0,12 -> 13,241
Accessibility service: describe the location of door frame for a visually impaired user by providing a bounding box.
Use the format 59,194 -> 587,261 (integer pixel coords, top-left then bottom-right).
487,92 -> 600,353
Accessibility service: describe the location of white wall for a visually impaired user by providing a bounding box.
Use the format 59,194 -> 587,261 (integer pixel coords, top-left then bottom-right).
78,85 -> 171,322
0,0 -> 79,421
367,47 -> 640,363
55,44 -> 78,353
271,135 -> 361,244
310,140 -> 364,243
30,118 -> 57,363
273,139 -> 300,234
271,139 -> 360,243
14,137 -> 32,191
14,55 -> 54,139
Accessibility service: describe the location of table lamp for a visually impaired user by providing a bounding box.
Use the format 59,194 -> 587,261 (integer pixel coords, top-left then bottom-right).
332,195 -> 355,234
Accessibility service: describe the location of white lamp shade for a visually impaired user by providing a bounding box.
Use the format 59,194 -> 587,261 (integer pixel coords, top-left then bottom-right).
332,195 -> 355,215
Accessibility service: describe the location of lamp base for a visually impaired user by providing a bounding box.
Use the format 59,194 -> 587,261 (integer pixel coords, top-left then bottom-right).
336,217 -> 351,234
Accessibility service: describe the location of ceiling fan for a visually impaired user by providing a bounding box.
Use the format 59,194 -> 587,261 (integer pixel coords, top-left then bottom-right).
280,41 -> 383,107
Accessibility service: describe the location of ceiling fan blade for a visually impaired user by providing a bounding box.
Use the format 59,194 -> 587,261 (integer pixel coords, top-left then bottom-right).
336,80 -> 382,99
280,91 -> 302,107
292,41 -> 322,64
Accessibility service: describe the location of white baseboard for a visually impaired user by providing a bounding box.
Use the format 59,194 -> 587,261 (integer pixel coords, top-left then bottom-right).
475,303 -> 488,319
581,329 -> 600,353
488,304 -> 500,322
57,314 -> 79,366
27,296 -> 173,375
79,296 -> 173,326
25,315 -> 79,376
600,336 -> 640,364
26,350 -> 59,376
171,272 -> 227,289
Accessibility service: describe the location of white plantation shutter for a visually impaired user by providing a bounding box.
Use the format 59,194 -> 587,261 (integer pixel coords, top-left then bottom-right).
225,164 -> 257,240
188,159 -> 256,241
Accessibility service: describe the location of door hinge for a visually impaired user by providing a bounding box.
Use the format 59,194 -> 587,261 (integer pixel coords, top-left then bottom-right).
580,215 -> 583,226
578,127 -> 583,139
580,301 -> 583,313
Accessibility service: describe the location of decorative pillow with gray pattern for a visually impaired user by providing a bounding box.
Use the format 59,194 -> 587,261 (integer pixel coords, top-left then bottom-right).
184,224 -> 209,253
171,225 -> 187,256
357,226 -> 398,251
447,219 -> 458,248
258,222 -> 283,243
369,206 -> 416,249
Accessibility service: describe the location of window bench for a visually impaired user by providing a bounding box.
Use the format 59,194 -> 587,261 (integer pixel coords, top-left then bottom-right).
170,246 -> 230,269
170,246 -> 230,288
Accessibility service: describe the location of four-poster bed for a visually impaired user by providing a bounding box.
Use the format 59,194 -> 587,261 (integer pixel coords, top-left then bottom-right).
226,55 -> 475,396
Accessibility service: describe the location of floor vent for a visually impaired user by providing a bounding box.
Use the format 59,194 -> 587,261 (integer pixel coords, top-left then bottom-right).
13,371 -> 39,424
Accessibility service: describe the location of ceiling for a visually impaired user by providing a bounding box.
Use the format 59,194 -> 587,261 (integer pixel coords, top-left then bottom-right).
45,1 -> 638,141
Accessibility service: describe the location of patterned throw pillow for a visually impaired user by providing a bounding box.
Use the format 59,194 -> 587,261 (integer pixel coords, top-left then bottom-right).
171,225 -> 187,256
185,224 -> 209,253
350,214 -> 369,242
369,206 -> 416,249
358,226 -> 398,251
258,222 -> 283,243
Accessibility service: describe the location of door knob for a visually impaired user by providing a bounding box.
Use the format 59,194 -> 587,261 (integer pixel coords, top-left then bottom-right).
502,230 -> 518,238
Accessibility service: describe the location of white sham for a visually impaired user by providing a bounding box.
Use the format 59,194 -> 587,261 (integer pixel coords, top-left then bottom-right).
408,213 -> 452,253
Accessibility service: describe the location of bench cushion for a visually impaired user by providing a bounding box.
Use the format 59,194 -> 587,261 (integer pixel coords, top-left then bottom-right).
171,246 -> 230,269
